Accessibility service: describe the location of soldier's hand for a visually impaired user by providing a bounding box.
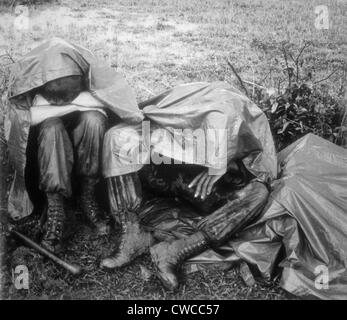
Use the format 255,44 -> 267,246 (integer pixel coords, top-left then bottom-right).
188,169 -> 223,200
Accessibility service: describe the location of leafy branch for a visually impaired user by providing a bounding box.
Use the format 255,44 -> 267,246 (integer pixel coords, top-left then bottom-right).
225,42 -> 345,151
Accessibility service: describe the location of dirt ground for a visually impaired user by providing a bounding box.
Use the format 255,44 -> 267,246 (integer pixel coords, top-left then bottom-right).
0,0 -> 346,300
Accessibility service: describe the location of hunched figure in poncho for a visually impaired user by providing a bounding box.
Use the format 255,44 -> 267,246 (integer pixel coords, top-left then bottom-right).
27,75 -> 108,253
100,82 -> 278,291
5,38 -> 143,253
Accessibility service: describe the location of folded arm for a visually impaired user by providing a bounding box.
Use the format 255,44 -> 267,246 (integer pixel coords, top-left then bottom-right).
30,105 -> 77,126
30,92 -> 106,126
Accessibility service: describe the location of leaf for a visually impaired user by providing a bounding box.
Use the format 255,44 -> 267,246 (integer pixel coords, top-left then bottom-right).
271,102 -> 278,113
266,87 -> 277,97
139,265 -> 152,282
277,121 -> 290,134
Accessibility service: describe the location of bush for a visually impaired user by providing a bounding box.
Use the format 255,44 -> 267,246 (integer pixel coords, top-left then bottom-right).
229,43 -> 346,151
256,83 -> 343,151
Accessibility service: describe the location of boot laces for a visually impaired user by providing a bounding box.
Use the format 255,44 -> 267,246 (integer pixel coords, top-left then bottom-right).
176,239 -> 206,263
82,183 -> 100,224
117,211 -> 129,252
46,199 -> 64,239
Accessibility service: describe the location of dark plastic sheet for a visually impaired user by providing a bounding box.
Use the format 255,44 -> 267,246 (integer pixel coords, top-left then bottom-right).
139,134 -> 347,299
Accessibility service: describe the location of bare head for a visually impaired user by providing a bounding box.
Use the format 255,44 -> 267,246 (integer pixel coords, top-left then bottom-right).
40,75 -> 84,106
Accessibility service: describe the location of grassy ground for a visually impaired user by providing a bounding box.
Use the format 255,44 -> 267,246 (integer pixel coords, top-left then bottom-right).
2,216 -> 291,300
0,0 -> 346,300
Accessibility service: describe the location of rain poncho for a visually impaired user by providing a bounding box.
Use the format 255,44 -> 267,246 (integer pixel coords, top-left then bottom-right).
137,134 -> 347,299
103,81 -> 277,182
229,134 -> 347,299
5,37 -> 142,220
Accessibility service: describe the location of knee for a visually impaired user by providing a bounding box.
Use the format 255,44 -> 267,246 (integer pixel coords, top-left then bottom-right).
79,111 -> 107,129
104,125 -> 140,146
39,117 -> 64,136
245,180 -> 270,203
103,125 -> 141,167
104,126 -> 120,143
103,126 -> 124,151
255,181 -> 270,197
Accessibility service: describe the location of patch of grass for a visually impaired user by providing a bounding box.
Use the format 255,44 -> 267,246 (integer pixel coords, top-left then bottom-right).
2,216 -> 292,300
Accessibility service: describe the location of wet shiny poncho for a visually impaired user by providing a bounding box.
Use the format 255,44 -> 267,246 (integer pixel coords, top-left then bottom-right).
5,37 -> 142,220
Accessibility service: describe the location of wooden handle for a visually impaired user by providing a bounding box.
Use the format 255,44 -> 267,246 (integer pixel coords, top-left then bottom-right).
11,230 -> 83,276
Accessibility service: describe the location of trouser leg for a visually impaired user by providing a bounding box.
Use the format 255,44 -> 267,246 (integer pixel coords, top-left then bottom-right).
67,111 -> 110,234
37,117 -> 73,197
70,111 -> 107,178
196,180 -> 269,246
101,172 -> 153,270
107,172 -> 143,221
140,162 -> 268,244
37,117 -> 73,253
37,111 -> 107,193
150,180 -> 269,291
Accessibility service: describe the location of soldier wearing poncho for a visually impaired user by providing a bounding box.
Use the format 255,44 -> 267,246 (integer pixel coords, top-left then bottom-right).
100,82 -> 278,291
5,38 -> 142,253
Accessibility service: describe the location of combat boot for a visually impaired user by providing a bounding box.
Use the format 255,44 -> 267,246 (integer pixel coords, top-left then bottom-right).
100,210 -> 154,270
41,193 -> 66,254
150,232 -> 208,291
80,177 -> 109,235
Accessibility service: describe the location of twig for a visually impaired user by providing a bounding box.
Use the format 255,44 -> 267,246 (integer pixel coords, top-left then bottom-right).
259,70 -> 271,85
226,59 -> 249,97
10,0 -> 17,10
0,53 -> 15,67
287,51 -> 298,81
338,68 -> 346,96
242,80 -> 267,90
5,51 -> 15,64
295,42 -> 309,82
281,44 -> 292,87
287,51 -> 296,64
337,106 -> 347,145
314,69 -> 340,84
282,42 -> 310,83
296,42 -> 309,62
139,85 -> 155,96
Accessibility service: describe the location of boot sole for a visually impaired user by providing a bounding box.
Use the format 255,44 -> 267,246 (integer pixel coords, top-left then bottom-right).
100,259 -> 133,272
150,247 -> 179,292
100,248 -> 149,272
154,265 -> 179,292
